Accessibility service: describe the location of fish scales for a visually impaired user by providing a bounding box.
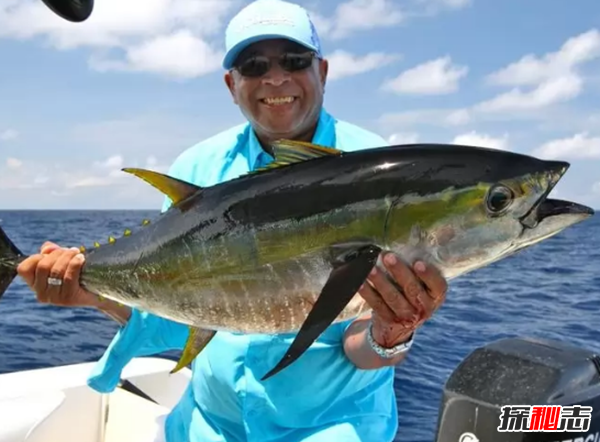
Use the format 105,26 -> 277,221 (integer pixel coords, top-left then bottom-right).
83,205 -> 385,332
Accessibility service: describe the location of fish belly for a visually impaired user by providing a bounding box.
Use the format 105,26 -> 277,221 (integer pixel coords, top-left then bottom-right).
141,250 -> 370,334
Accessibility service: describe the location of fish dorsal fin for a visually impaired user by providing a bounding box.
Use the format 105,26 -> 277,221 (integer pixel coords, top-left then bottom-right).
252,139 -> 342,173
272,139 -> 342,161
121,168 -> 202,205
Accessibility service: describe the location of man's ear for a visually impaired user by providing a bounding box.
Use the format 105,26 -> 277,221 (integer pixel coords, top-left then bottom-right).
319,58 -> 328,90
224,71 -> 238,104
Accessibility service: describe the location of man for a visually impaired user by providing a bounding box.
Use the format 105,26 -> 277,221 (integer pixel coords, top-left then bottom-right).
16,1 -> 448,441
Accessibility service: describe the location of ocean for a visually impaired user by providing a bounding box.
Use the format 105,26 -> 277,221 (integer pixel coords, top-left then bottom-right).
0,210 -> 598,441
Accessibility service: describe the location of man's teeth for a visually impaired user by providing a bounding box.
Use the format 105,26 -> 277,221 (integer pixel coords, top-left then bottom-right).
262,97 -> 294,105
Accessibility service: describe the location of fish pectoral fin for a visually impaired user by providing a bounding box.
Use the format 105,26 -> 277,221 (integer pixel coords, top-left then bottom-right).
122,168 -> 202,206
170,327 -> 216,374
260,243 -> 382,381
251,139 -> 342,173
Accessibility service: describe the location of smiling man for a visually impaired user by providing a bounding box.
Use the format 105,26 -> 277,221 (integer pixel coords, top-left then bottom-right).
16,1 -> 448,441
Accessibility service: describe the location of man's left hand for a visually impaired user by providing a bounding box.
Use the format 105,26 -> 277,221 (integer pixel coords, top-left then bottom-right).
358,251 -> 448,348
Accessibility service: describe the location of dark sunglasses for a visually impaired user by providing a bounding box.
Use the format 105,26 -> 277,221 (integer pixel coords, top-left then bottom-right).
233,51 -> 317,78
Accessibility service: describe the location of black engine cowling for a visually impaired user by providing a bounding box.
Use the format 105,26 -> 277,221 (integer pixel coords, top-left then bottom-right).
435,337 -> 600,442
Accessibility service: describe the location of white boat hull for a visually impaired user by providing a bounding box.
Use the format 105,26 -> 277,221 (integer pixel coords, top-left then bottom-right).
0,357 -> 191,442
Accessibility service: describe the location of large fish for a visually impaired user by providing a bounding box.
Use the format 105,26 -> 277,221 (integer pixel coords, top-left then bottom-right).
0,140 -> 594,380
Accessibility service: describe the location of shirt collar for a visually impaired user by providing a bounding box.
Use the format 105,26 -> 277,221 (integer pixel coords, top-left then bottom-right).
247,107 -> 337,170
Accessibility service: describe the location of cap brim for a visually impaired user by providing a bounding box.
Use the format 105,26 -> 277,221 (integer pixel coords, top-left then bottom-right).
222,34 -> 319,69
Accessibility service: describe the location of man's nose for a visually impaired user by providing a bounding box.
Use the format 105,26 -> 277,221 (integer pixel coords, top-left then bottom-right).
261,61 -> 290,86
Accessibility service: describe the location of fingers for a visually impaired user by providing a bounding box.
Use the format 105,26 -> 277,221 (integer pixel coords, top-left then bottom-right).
381,253 -> 427,313
44,248 -> 80,305
360,251 -> 449,326
414,260 -> 448,304
364,264 -> 417,323
33,253 -> 54,301
62,252 -> 86,306
41,242 -> 60,254
16,254 -> 45,288
358,279 -> 397,324
17,245 -> 85,306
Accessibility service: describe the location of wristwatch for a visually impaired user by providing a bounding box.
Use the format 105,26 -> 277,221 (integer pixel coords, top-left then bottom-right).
367,321 -> 415,359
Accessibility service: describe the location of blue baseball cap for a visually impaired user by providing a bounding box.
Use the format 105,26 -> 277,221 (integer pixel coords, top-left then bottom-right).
222,0 -> 323,69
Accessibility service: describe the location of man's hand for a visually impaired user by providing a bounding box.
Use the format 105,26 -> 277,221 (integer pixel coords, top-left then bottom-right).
16,242 -> 132,324
343,251 -> 447,369
17,241 -> 98,308
360,251 -> 447,348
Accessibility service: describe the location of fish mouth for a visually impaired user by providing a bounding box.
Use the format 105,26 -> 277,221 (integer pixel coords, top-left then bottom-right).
535,198 -> 595,221
519,160 -> 570,229
513,197 -> 594,252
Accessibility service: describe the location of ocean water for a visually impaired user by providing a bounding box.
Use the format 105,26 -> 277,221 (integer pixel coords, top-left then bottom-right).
0,210 -> 598,442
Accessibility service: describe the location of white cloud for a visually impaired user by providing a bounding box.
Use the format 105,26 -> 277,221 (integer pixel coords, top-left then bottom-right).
387,132 -> 420,144
0,129 -> 18,141
593,181 -> 600,194
326,50 -> 400,80
89,30 -> 223,78
452,131 -> 509,150
63,154 -> 169,190
381,56 -> 468,95
486,29 -> 600,87
533,132 -> 600,160
412,0 -> 472,13
478,29 -> 600,112
5,157 -> 22,169
445,109 -> 471,125
476,73 -> 582,112
65,113 -> 224,159
0,152 -> 169,202
438,0 -> 472,8
0,0 -> 236,78
378,108 -> 472,130
309,0 -> 404,40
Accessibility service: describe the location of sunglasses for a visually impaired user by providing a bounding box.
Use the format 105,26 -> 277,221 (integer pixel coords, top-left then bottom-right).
233,51 -> 317,78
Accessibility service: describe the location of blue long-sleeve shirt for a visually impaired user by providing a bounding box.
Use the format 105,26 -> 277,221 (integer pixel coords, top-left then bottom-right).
87,108 -> 399,442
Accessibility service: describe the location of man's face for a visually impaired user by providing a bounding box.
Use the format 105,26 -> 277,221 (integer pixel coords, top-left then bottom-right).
225,38 -> 328,142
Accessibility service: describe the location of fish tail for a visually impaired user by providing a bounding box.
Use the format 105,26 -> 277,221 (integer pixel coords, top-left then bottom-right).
0,224 -> 23,301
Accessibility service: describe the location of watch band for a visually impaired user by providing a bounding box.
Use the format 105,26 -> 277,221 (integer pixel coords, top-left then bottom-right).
367,321 -> 415,359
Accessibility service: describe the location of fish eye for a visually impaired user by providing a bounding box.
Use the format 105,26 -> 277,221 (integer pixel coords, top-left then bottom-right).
486,184 -> 514,215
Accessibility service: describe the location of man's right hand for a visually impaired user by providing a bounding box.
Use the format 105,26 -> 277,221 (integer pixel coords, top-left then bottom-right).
16,241 -> 99,308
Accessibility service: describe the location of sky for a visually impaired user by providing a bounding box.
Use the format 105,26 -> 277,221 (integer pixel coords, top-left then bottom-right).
0,0 -> 599,210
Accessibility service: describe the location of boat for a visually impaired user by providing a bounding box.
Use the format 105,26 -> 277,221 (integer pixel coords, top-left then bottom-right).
1,336 -> 599,442
0,357 -> 190,442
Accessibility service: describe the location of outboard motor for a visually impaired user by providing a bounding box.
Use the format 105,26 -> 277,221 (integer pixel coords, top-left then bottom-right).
435,337 -> 600,442
40,0 -> 94,22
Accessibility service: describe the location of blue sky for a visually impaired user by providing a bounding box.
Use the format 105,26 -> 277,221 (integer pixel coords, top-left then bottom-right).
0,0 -> 599,210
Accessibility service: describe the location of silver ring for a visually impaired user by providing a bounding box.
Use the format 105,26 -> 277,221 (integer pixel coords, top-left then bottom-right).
47,277 -> 63,286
